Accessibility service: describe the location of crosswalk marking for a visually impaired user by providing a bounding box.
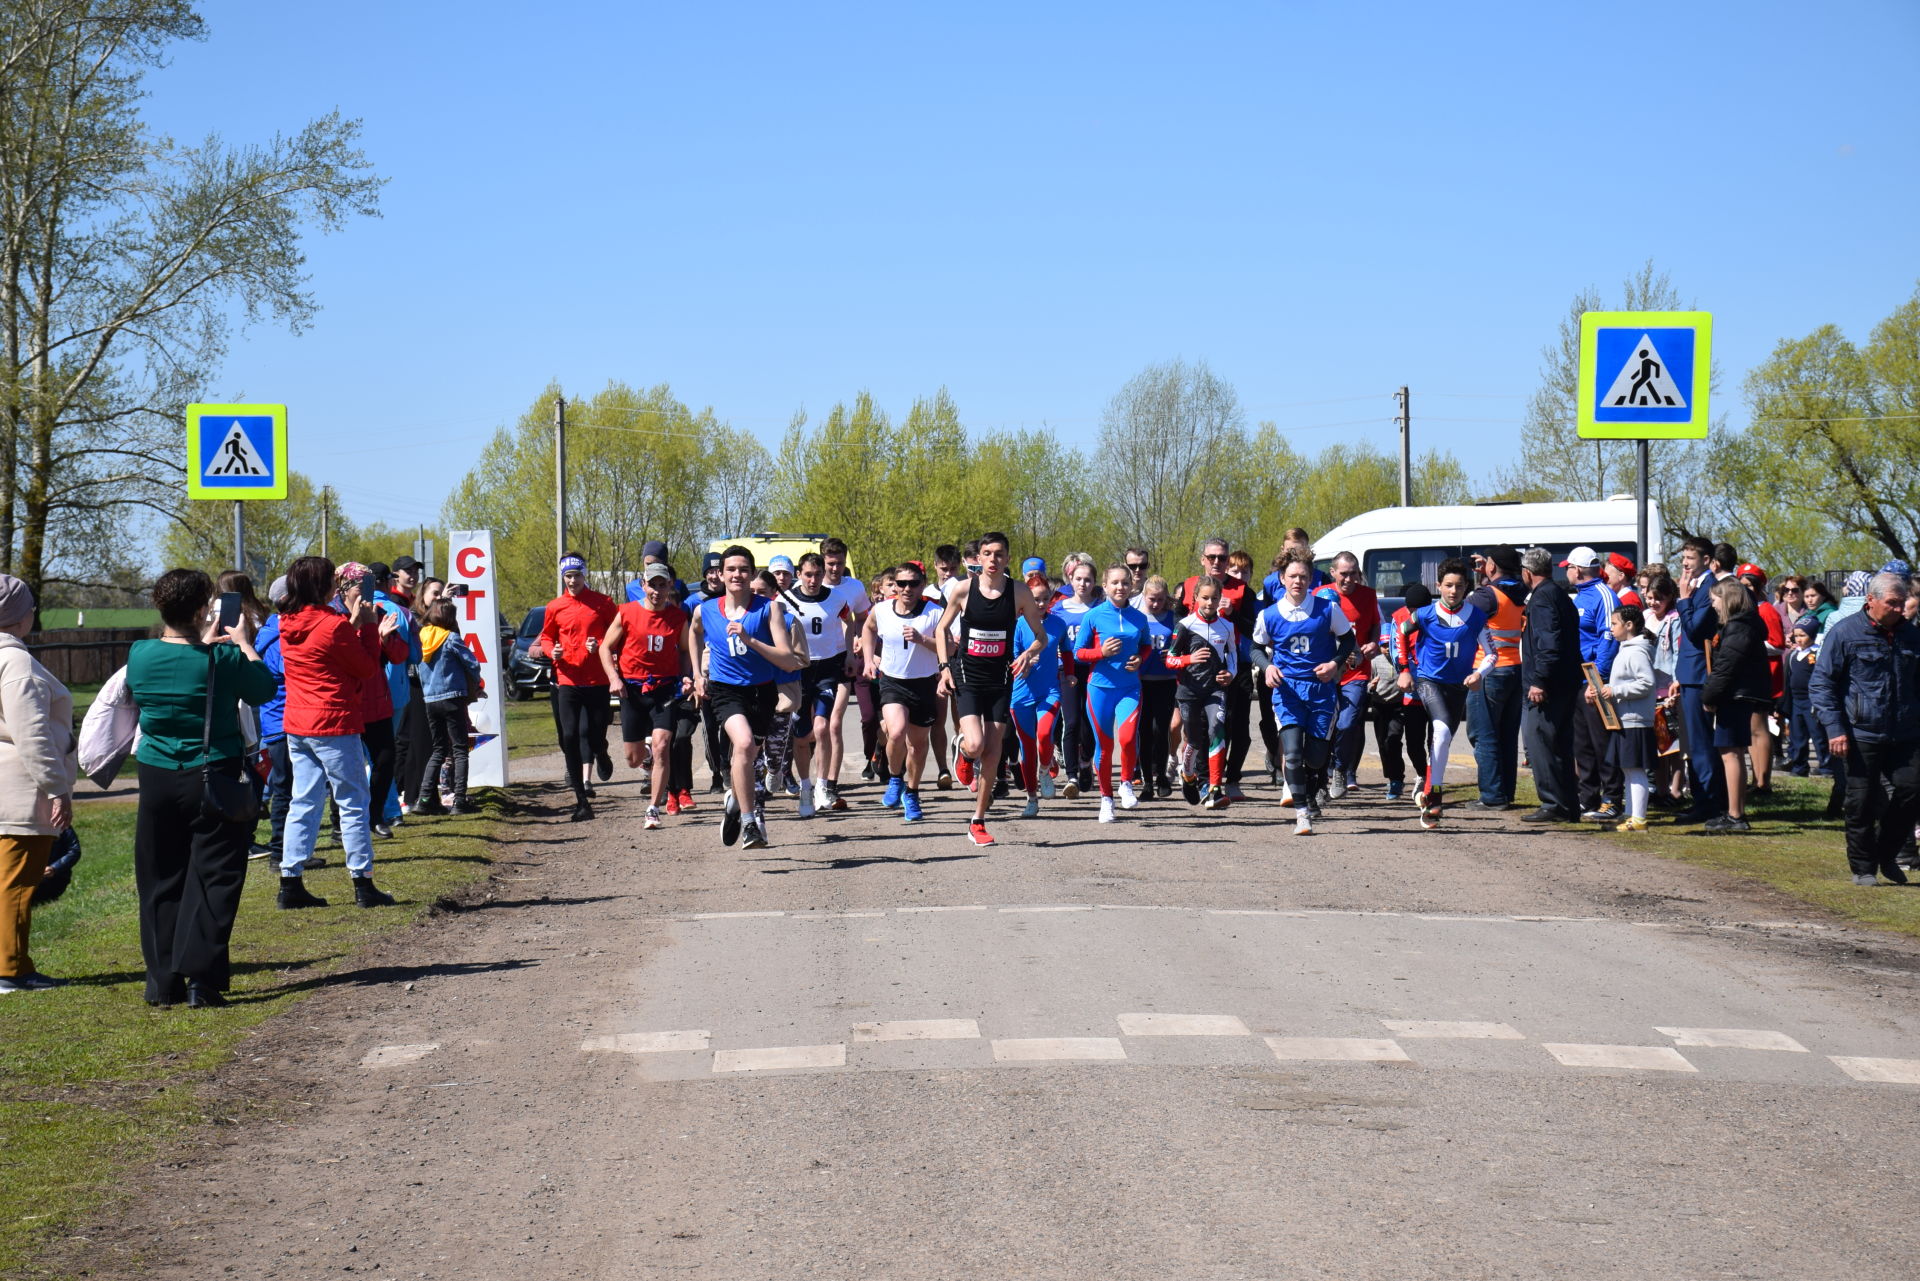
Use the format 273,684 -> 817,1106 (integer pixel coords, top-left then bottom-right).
1117,1013 -> 1251,1037
1542,1044 -> 1698,1072
1381,1020 -> 1524,1040
1829,1056 -> 1920,1085
712,1044 -> 847,1073
991,1038 -> 1127,1062
852,1019 -> 981,1042
1655,1027 -> 1807,1052
581,1030 -> 711,1054
1265,1037 -> 1410,1062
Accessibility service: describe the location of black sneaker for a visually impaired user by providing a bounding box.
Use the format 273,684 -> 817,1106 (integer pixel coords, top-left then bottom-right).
0,972 -> 65,992
722,791 -> 742,847
371,822 -> 395,840
595,752 -> 614,782
1181,774 -> 1201,806
1585,803 -> 1624,823
741,816 -> 768,849
1519,807 -> 1569,824
1881,862 -> 1911,885
569,800 -> 594,823
1704,814 -> 1751,835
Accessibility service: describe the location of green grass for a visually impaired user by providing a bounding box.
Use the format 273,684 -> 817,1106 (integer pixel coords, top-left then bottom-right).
35,609 -> 157,631
1512,771 -> 1920,938
505,694 -> 557,760
0,793 -> 509,1274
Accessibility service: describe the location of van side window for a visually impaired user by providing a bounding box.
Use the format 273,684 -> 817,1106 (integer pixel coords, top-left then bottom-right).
1365,548 -> 1461,595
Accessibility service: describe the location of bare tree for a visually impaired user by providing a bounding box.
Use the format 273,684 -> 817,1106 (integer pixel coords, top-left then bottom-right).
1094,359 -> 1245,566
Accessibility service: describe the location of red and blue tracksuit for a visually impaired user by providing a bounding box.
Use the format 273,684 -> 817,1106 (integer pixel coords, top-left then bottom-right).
1012,612 -> 1071,793
1073,602 -> 1151,798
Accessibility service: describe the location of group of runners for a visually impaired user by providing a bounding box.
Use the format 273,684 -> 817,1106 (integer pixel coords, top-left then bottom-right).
532,530 -> 1499,848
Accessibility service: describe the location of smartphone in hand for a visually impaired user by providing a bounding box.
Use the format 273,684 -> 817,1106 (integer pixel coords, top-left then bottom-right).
216,592 -> 243,632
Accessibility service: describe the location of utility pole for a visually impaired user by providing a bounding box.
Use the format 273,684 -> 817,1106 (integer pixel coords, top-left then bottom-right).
554,394 -> 568,591
1635,439 -> 1651,570
1395,386 -> 1413,506
232,501 -> 245,575
319,486 -> 331,558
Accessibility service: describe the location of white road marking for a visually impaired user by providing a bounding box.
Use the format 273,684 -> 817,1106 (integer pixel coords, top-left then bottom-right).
691,911 -> 787,920
991,1037 -> 1127,1062
1382,1020 -> 1525,1040
852,1019 -> 981,1042
1829,1056 -> 1920,1085
712,1044 -> 847,1073
1210,909 -> 1287,916
1000,905 -> 1094,913
1543,1043 -> 1698,1072
360,1043 -> 439,1068
897,905 -> 988,913
1117,1013 -> 1251,1037
1655,1027 -> 1808,1052
1265,1037 -> 1410,1063
799,912 -> 886,920
580,1030 -> 711,1054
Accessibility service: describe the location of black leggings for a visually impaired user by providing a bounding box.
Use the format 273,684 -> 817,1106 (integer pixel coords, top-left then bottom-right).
422,700 -> 471,804
552,684 -> 611,800
1280,723 -> 1332,806
396,680 -> 430,806
1139,680 -> 1177,788
1225,673 -> 1254,784
671,703 -> 697,793
362,716 -> 395,823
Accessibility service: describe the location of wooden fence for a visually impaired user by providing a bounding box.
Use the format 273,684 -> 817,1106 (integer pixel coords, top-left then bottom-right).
26,627 -> 152,686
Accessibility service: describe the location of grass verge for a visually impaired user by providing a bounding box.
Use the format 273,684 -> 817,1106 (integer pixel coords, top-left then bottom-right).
505,693 -> 557,760
0,791 -> 508,1274
1509,771 -> 1920,938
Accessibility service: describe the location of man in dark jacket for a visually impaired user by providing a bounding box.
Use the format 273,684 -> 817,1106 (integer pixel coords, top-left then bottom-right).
1673,536 -> 1728,820
1810,572 -> 1920,885
1519,546 -> 1582,822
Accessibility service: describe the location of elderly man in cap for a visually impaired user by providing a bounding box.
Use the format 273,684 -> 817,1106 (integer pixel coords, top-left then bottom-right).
1811,572 -> 1920,885
1466,545 -> 1528,808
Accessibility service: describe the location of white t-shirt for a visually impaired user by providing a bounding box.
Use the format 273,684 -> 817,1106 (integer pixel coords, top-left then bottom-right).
783,585 -> 854,661
873,598 -> 945,679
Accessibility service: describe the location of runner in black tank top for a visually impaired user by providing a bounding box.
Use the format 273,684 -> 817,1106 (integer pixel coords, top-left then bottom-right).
936,532 -> 1055,845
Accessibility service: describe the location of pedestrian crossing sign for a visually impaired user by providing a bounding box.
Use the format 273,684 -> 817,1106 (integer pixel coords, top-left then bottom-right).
186,403 -> 287,499
1577,311 -> 1712,440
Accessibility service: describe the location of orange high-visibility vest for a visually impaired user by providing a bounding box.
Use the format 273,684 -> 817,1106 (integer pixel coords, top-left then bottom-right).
1478,589 -> 1526,669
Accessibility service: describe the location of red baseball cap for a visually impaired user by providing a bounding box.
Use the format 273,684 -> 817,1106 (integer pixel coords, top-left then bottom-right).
1735,562 -> 1767,584
1607,552 -> 1636,574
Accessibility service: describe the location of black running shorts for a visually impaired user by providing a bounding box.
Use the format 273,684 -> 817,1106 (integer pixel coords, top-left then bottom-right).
878,674 -> 940,728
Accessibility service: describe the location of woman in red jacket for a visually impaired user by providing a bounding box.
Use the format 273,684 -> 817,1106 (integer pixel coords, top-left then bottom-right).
275,557 -> 401,910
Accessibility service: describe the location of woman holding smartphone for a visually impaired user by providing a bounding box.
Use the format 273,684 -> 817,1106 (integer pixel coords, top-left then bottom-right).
124,569 -> 275,1008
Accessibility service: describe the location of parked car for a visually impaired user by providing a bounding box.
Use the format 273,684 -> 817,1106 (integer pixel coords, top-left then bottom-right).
503,606 -> 550,701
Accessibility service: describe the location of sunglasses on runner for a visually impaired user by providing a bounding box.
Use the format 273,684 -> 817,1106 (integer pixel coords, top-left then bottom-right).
894,577 -> 922,588
1126,561 -> 1148,571
1202,552 -> 1226,562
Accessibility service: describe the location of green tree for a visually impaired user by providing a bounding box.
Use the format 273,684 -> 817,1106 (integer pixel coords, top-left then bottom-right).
0,1 -> 384,601
1093,359 -> 1249,569
1494,262 -> 1710,539
1713,285 -> 1920,568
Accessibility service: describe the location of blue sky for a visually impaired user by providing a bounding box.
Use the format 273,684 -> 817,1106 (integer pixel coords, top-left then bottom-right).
145,1 -> 1920,533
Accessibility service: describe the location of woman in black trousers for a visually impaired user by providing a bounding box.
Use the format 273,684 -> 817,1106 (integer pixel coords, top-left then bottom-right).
124,569 -> 275,1008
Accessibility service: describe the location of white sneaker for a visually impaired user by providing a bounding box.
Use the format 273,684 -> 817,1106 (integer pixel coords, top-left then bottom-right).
1280,786 -> 1295,807
785,773 -> 802,797
1098,797 -> 1116,823
1117,780 -> 1139,810
1328,774 -> 1347,800
1225,783 -> 1245,800
1021,796 -> 1040,818
813,779 -> 831,811
797,786 -> 815,819
644,806 -> 662,830
1040,771 -> 1057,799
1295,810 -> 1313,837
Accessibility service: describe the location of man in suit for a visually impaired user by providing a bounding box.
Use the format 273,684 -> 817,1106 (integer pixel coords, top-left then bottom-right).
1518,545 -> 1582,822
1673,535 -> 1729,821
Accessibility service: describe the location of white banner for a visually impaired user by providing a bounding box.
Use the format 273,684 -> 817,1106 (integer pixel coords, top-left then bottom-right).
448,529 -> 509,787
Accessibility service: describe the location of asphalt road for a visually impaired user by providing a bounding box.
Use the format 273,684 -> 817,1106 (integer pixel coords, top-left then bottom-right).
96,749 -> 1920,1281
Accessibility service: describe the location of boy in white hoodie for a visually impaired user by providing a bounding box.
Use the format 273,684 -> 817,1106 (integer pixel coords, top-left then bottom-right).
1600,605 -> 1658,831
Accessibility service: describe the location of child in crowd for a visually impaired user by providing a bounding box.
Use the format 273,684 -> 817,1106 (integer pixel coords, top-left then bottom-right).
415,600 -> 484,815
1601,605 -> 1657,832
1783,616 -> 1825,777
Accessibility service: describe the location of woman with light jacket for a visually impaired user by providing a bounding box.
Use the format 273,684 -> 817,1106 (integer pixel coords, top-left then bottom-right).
1701,579 -> 1773,835
0,575 -> 76,994
275,556 -> 399,911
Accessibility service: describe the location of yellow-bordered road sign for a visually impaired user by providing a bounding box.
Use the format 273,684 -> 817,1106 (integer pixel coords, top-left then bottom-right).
1576,311 -> 1712,440
186,403 -> 287,499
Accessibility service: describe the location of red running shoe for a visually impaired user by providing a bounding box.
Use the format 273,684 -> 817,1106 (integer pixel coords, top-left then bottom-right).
676,789 -> 697,812
955,752 -> 975,788
968,819 -> 995,846
664,793 -> 681,815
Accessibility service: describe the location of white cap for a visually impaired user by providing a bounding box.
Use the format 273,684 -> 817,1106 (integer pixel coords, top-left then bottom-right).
1561,545 -> 1602,570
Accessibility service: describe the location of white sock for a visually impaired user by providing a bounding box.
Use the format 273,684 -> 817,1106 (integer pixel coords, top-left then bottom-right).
1427,721 -> 1455,790
1626,770 -> 1649,820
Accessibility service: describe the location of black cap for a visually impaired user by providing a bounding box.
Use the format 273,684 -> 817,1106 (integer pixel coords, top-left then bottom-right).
365,561 -> 393,585
702,551 -> 723,571
1485,544 -> 1521,576
391,554 -> 422,575
642,539 -> 668,562
1403,582 -> 1433,610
